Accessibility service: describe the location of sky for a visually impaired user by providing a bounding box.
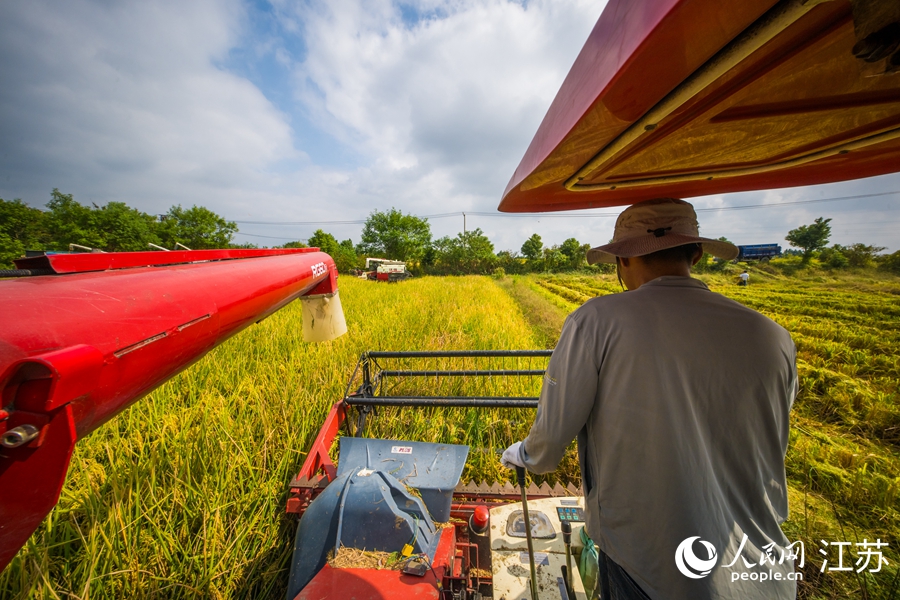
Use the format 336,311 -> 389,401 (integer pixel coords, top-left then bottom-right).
1,0 -> 898,253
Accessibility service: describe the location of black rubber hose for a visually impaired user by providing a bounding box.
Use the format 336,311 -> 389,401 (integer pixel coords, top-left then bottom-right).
0,269 -> 55,277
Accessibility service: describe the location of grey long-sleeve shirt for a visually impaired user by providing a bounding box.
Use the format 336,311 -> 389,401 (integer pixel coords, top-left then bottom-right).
520,276 -> 798,600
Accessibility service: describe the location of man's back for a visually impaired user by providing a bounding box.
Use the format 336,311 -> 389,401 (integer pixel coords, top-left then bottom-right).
522,276 -> 797,599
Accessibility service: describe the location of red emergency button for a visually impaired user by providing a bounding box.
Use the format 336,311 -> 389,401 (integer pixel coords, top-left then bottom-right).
471,505 -> 490,535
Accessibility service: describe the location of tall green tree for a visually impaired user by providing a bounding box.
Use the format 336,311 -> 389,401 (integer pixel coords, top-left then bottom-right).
542,246 -> 566,272
157,205 -> 237,249
308,229 -> 358,273
92,201 -> 161,251
45,189 -> 103,250
521,233 -> 543,261
432,228 -> 496,274
786,217 -> 832,263
358,208 -> 431,261
0,198 -> 48,267
559,237 -> 589,270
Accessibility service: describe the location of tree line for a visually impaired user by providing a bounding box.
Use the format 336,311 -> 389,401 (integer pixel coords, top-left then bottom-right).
1,190 -> 240,267
2,191 -> 898,275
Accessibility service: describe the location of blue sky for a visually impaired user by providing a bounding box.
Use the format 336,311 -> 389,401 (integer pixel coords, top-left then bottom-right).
1,0 -> 898,252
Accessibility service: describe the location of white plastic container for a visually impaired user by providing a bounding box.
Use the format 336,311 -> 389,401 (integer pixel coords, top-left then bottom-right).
300,291 -> 348,342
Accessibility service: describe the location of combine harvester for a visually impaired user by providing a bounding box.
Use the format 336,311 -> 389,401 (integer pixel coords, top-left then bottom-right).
2,0 -> 900,597
280,0 -> 900,598
362,257 -> 413,282
283,0 -> 900,597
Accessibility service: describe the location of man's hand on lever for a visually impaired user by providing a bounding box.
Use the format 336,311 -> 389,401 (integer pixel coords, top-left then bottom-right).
501,441 -> 526,469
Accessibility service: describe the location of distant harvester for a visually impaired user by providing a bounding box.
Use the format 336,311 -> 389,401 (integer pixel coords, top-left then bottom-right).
361,258 -> 412,282
737,244 -> 782,261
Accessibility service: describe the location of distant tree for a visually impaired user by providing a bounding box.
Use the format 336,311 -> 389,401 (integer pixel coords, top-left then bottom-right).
91,201 -> 161,251
0,198 -> 48,267
543,246 -> 566,272
280,240 -> 308,249
496,250 -> 526,274
521,234 -> 543,261
559,237 -> 589,270
835,243 -> 886,268
308,229 -> 358,272
339,239 -> 361,271
432,228 -> 496,274
358,208 -> 431,261
786,217 -> 832,263
879,250 -> 900,274
308,229 -> 339,253
45,189 -> 103,250
157,205 -> 237,249
819,246 -> 848,269
228,242 -> 259,249
0,233 -> 24,269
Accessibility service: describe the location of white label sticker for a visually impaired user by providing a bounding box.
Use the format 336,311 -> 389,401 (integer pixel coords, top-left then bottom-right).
519,552 -> 550,566
311,262 -> 327,277
391,446 -> 413,454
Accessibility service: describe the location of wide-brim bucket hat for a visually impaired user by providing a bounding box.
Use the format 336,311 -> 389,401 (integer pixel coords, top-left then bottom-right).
586,198 -> 739,264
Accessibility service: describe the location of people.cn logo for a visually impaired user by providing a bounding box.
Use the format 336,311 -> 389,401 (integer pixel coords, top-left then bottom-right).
675,537 -> 718,579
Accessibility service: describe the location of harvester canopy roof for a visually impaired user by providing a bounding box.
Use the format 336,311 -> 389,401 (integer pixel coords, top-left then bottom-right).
499,0 -> 900,213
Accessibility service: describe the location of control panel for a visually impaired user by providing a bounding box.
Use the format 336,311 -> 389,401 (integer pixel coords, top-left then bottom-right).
489,496 -> 589,599
556,506 -> 584,523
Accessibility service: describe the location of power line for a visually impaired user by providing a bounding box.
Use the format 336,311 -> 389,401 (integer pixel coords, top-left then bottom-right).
230,190 -> 898,226
234,231 -> 303,240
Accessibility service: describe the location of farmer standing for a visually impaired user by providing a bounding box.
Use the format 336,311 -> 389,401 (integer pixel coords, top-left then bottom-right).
502,198 -> 797,599
740,270 -> 750,286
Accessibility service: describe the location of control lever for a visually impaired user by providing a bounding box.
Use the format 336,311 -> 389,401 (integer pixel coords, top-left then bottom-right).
561,521 -> 574,599
515,466 -> 540,600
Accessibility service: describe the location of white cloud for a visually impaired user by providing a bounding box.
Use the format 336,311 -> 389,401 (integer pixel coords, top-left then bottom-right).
289,0 -> 601,204
1,0 -> 896,253
0,0 -> 296,213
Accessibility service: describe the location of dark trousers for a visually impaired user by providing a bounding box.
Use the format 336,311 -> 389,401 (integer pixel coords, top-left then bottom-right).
598,549 -> 652,600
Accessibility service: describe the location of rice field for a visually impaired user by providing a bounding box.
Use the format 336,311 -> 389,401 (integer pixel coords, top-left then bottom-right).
2,271 -> 899,599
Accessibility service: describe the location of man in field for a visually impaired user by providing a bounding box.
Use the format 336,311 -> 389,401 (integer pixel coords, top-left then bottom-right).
502,198 -> 798,599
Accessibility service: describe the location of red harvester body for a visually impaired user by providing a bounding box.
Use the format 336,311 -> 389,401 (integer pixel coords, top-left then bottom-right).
0,248 -> 343,571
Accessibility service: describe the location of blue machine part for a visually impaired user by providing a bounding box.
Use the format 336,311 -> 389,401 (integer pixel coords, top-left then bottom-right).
336,437 -> 469,523
286,438 -> 469,598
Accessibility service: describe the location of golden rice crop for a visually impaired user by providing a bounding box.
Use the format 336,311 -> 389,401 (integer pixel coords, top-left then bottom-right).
0,276 -> 555,599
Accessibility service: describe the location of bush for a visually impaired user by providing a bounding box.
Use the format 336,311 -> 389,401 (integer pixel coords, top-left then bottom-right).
878,250 -> 900,274
492,267 -> 506,279
819,247 -> 848,269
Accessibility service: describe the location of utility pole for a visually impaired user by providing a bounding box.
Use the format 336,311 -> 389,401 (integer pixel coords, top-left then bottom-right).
463,212 -> 466,235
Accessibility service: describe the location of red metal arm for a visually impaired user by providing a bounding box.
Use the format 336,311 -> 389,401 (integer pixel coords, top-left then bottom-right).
0,249 -> 340,571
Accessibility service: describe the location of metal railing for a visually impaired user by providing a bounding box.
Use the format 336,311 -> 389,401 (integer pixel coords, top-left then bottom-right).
343,350 -> 553,435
